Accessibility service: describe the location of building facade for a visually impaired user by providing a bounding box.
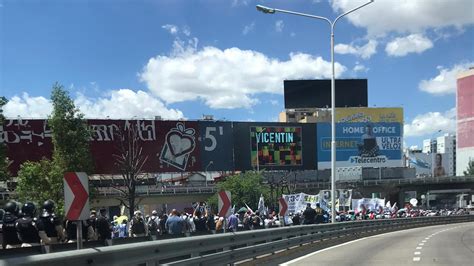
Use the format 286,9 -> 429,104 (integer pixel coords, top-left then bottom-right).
456,68 -> 474,176
436,134 -> 456,176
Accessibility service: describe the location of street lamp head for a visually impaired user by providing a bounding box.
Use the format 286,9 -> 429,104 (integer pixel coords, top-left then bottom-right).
256,5 -> 275,14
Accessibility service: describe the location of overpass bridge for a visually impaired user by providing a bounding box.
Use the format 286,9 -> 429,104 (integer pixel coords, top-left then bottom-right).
294,175 -> 474,207
2,176 -> 472,209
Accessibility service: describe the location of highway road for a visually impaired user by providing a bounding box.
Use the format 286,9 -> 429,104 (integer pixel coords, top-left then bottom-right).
282,222 -> 474,266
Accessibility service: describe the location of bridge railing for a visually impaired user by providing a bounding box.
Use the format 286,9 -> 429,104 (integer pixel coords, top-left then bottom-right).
2,215 -> 473,266
295,175 -> 474,189
95,186 -> 217,197
0,186 -> 217,199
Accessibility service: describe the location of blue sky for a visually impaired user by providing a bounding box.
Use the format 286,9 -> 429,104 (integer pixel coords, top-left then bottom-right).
1,0 -> 473,148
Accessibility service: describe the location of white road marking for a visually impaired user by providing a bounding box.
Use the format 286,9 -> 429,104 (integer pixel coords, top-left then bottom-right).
281,223 -> 467,266
413,257 -> 421,262
419,243 -> 424,246
414,251 -> 421,255
422,240 -> 427,243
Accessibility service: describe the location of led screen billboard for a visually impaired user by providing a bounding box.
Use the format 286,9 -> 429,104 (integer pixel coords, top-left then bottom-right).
233,122 -> 316,171
250,126 -> 303,167
284,79 -> 368,109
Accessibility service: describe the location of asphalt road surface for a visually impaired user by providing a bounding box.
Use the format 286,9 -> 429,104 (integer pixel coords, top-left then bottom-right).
282,222 -> 474,266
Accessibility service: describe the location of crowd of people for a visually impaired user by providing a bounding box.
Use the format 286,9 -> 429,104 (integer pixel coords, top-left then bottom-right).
0,199 -> 223,249
1,199 -> 471,250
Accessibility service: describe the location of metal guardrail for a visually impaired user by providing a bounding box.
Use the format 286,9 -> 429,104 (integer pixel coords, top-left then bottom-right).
2,215 -> 473,266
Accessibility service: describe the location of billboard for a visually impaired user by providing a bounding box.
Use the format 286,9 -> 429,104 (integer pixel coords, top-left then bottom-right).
233,122 -> 317,171
317,108 -> 403,169
317,122 -> 403,168
407,152 -> 432,177
198,121 -> 234,171
336,107 -> 403,123
432,153 -> 450,177
284,79 -> 368,109
3,119 -> 320,175
250,126 -> 302,167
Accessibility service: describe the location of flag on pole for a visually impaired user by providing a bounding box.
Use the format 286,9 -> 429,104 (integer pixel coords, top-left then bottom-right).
391,202 -> 398,213
245,203 -> 254,214
258,194 -> 265,214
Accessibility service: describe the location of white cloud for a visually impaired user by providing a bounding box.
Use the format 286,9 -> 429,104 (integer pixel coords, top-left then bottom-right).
182,26 -> 191,37
404,108 -> 456,137
232,0 -> 250,7
334,40 -> 377,59
419,62 -> 474,95
162,24 -> 179,35
275,20 -> 284,32
290,32 -> 296,37
331,0 -> 474,37
75,89 -> 184,119
385,34 -> 433,57
242,22 -> 255,35
3,93 -> 52,118
4,90 -> 184,120
269,100 -> 279,106
353,63 -> 368,73
140,46 -> 347,109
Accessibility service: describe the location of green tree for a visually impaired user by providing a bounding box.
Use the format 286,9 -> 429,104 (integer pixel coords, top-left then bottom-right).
16,159 -> 65,214
49,83 -> 92,173
464,160 -> 474,176
0,96 -> 11,182
207,171 -> 270,213
16,83 -> 92,214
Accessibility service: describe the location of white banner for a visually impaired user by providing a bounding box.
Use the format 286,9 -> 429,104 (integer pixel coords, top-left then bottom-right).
282,193 -> 319,214
351,198 -> 385,213
319,189 -> 353,208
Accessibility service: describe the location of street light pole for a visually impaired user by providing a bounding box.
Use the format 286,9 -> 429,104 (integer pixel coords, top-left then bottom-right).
257,1 -> 374,223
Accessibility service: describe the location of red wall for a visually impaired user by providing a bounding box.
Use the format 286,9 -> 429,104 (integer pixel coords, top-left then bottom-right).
457,74 -> 474,148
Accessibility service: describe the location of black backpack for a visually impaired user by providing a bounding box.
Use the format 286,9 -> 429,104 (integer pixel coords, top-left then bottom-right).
148,217 -> 158,232
131,217 -> 145,234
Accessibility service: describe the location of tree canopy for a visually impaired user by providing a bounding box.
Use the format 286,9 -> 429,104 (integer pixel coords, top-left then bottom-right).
16,159 -> 64,213
0,96 -> 11,182
15,83 -> 92,214
208,171 -> 270,213
49,83 -> 93,173
464,160 -> 474,176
